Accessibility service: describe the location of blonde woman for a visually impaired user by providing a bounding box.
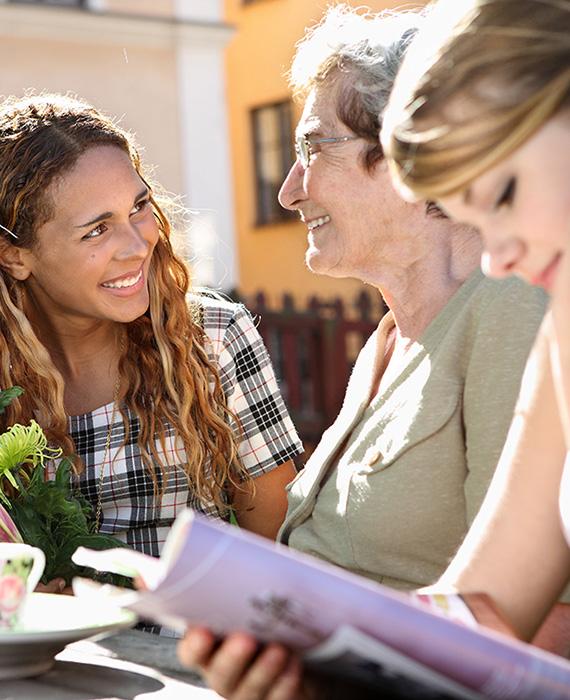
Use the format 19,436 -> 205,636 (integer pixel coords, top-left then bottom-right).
0,93 -> 301,590
382,0 -> 570,655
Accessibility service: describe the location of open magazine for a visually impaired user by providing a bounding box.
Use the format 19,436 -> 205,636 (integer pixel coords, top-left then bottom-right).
72,509 -> 570,699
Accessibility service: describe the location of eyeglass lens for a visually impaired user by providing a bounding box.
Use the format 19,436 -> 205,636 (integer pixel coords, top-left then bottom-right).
295,136 -> 309,168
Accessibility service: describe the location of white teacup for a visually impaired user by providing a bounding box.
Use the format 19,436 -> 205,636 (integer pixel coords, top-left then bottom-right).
0,543 -> 45,631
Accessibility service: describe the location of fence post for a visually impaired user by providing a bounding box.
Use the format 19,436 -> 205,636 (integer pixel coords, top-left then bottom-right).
280,294 -> 302,410
244,289 -> 380,454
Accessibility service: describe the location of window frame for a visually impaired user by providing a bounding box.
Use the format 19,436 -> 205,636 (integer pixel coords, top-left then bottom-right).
6,0 -> 87,7
250,100 -> 296,227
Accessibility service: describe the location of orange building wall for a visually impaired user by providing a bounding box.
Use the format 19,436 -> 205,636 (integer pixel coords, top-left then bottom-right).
224,0 -> 425,307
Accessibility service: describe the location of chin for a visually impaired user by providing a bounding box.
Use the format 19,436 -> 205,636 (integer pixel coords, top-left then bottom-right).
307,255 -> 350,280
110,297 -> 150,324
306,256 -> 329,277
306,248 -> 333,277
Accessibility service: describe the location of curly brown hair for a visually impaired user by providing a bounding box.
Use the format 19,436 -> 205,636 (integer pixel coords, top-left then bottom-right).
0,93 -> 249,516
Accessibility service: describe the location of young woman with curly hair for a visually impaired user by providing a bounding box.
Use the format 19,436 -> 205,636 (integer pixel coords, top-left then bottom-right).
0,93 -> 301,588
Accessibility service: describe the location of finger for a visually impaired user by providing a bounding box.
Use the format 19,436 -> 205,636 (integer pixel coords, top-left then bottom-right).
265,655 -> 304,700
220,643 -> 292,700
202,632 -> 262,697
35,578 -> 66,594
177,627 -> 218,668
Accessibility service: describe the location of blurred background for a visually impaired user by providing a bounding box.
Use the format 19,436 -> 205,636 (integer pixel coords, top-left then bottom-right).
0,0 -> 425,450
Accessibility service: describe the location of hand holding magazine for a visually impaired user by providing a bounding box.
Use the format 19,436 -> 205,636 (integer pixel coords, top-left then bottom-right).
72,510 -> 570,699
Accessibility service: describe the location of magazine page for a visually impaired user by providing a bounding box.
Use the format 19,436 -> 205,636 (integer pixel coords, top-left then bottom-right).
305,625 -> 481,699
72,510 -> 570,700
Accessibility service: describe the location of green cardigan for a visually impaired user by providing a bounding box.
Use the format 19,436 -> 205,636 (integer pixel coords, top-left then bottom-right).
278,271 -> 547,590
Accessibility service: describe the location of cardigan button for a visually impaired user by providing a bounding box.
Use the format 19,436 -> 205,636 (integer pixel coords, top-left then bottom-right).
367,448 -> 383,466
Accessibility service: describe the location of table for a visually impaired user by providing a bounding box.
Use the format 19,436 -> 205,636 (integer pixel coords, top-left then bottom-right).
0,628 -> 222,700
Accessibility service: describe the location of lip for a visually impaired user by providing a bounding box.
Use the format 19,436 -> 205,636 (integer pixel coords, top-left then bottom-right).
530,253 -> 562,291
100,266 -> 145,296
304,214 -> 331,231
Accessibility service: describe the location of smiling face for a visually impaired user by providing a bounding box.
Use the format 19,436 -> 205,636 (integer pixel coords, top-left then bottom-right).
439,111 -> 570,292
15,144 -> 159,329
278,83 -> 422,283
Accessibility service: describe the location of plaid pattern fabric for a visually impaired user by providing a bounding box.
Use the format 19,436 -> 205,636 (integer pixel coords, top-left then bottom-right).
47,296 -> 303,558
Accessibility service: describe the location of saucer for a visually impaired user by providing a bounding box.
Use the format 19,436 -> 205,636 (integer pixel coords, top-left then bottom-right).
0,592 -> 137,679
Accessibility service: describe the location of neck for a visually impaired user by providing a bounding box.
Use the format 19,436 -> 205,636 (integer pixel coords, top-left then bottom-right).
377,223 -> 482,343
26,301 -> 122,382
47,327 -> 122,380
20,286 -> 126,416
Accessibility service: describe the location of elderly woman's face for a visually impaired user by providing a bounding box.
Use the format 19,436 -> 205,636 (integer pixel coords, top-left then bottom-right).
439,111 -> 570,292
279,85 -> 419,283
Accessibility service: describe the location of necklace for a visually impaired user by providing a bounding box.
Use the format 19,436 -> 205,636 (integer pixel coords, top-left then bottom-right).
94,337 -> 124,532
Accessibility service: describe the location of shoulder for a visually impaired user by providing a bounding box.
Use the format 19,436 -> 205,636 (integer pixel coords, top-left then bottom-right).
187,290 -> 262,366
188,290 -> 256,340
427,273 -> 547,378
469,272 -> 547,320
461,275 -> 548,379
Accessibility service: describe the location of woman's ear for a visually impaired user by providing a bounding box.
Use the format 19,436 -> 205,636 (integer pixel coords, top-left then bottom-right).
0,244 -> 32,281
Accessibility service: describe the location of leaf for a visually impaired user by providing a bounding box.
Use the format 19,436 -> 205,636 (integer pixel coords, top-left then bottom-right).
54,457 -> 74,495
9,457 -> 130,586
0,386 -> 23,415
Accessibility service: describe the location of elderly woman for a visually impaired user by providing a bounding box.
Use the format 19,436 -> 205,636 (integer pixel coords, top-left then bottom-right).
177,6 -> 547,697
276,4 -> 546,596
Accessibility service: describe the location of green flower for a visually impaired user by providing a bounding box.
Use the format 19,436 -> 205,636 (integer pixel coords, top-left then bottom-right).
0,421 -> 62,505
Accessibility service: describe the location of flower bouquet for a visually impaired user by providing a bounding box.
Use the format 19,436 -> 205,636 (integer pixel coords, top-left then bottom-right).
0,387 -> 131,587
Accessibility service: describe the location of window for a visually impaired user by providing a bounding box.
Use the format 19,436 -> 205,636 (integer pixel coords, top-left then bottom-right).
7,0 -> 86,6
251,101 -> 295,226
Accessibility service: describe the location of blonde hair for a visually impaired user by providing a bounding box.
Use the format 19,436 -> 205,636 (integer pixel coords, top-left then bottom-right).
0,93 -> 249,516
381,0 -> 570,200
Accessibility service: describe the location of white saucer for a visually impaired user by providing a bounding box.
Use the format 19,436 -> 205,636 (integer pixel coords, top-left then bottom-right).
0,592 -> 137,679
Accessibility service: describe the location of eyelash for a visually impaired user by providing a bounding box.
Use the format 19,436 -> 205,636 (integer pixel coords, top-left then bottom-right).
133,197 -> 151,214
82,223 -> 107,241
81,198 -> 151,241
495,177 -> 516,209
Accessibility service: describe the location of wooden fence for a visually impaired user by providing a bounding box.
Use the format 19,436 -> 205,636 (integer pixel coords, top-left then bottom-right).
244,290 -> 388,455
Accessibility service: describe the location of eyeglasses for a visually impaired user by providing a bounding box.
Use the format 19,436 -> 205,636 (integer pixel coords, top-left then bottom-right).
295,134 -> 360,169
0,223 -> 17,240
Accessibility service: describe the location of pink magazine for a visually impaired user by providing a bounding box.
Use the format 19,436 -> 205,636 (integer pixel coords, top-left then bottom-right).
73,509 -> 570,700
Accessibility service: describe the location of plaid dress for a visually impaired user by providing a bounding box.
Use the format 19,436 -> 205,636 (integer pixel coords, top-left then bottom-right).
48,295 -> 303,557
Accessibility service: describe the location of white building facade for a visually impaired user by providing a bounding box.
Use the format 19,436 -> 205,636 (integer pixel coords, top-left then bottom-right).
0,0 -> 238,290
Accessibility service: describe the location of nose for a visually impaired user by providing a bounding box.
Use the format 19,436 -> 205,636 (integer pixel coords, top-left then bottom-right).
115,221 -> 151,261
278,159 -> 307,211
480,236 -> 526,279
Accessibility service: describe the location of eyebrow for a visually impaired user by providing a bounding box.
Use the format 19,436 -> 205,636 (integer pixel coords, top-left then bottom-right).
75,186 -> 150,229
297,117 -> 335,138
297,126 -> 323,138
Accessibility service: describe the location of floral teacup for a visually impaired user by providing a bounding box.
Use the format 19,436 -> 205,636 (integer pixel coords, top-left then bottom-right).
0,543 -> 45,631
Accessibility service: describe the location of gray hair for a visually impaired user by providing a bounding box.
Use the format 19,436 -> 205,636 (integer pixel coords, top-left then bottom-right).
290,4 -> 423,170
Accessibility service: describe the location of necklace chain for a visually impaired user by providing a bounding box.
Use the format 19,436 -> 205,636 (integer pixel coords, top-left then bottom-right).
94,335 -> 124,532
